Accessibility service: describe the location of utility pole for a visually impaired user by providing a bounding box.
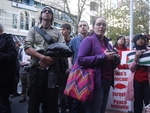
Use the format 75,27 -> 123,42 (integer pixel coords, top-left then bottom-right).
129,0 -> 133,51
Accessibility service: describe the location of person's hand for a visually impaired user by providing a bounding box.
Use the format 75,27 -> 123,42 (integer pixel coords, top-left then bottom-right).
20,62 -> 27,66
104,50 -> 116,60
114,68 -> 120,75
40,56 -> 55,67
27,57 -> 31,61
134,50 -> 145,62
66,69 -> 71,75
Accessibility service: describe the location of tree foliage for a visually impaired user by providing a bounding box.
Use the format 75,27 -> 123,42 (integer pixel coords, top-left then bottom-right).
45,0 -> 150,39
63,0 -> 88,35
46,0 -> 88,35
101,0 -> 149,41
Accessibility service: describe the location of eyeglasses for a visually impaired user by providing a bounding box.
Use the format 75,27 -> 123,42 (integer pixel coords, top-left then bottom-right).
42,10 -> 52,13
95,23 -> 106,27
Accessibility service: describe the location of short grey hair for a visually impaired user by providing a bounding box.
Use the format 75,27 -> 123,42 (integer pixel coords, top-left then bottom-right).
0,22 -> 4,32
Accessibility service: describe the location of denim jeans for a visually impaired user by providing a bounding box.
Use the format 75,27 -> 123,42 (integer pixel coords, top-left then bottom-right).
85,79 -> 111,113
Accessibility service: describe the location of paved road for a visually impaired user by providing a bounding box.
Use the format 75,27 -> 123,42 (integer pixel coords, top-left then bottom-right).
10,82 -> 28,113
10,96 -> 28,113
10,95 -> 128,113
10,97 -> 137,113
10,96 -> 128,113
10,82 -> 134,113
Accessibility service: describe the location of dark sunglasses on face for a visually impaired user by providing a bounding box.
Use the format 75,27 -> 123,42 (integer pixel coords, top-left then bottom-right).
42,10 -> 52,13
95,23 -> 106,27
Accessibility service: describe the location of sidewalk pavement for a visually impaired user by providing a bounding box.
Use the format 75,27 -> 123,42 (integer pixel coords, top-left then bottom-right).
106,110 -> 145,113
106,110 -> 126,113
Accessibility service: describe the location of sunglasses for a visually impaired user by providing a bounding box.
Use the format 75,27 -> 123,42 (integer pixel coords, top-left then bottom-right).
42,10 -> 52,13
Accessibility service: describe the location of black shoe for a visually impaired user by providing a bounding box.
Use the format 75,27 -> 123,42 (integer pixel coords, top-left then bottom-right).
19,98 -> 26,103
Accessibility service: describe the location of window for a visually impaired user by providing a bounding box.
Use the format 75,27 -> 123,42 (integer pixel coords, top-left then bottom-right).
66,15 -> 72,23
54,22 -> 61,28
13,0 -> 30,4
25,11 -> 29,30
13,0 -> 22,3
67,17 -> 73,23
23,0 -> 30,4
61,12 -> 67,21
34,1 -> 42,8
20,11 -> 29,30
20,12 -> 24,29
90,2 -> 98,11
31,18 -> 35,27
54,9 -> 59,19
90,16 -> 96,25
12,14 -> 17,29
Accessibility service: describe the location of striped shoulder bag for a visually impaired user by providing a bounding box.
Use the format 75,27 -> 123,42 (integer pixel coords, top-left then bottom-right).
64,37 -> 95,102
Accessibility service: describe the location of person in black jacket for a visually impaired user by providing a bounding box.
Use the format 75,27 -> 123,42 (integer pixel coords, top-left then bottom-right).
0,22 -> 17,113
10,41 -> 21,98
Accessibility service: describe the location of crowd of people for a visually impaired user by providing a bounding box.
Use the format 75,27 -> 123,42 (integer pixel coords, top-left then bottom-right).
0,5 -> 150,113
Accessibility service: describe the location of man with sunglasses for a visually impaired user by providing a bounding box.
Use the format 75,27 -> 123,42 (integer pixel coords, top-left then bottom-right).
24,6 -> 64,113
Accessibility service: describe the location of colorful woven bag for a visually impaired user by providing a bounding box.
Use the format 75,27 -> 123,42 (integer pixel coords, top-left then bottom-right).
64,62 -> 95,102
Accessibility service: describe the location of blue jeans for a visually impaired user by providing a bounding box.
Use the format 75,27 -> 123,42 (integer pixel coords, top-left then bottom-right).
85,79 -> 111,113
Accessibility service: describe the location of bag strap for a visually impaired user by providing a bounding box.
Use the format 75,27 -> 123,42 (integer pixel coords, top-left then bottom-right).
34,26 -> 53,45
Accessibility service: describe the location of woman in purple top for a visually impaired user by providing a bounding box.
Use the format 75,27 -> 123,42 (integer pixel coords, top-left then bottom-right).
77,17 -> 120,113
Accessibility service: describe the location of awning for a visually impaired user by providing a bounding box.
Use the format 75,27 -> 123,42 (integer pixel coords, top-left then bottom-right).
11,35 -> 26,43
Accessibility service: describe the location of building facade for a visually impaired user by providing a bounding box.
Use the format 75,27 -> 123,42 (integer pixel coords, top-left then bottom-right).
0,0 -> 76,43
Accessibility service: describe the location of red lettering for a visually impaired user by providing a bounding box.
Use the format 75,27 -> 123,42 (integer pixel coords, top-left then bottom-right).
113,99 -> 127,104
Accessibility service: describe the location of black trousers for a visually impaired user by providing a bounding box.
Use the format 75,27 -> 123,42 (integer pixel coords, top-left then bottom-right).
72,99 -> 85,113
28,67 -> 59,113
0,89 -> 11,113
134,80 -> 150,113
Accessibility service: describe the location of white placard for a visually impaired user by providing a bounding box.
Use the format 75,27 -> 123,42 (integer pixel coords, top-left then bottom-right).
107,69 -> 132,112
121,51 -> 130,64
107,51 -> 133,112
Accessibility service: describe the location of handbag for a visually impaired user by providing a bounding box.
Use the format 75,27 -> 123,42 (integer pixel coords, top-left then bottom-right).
46,42 -> 74,57
64,61 -> 95,102
64,37 -> 95,102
